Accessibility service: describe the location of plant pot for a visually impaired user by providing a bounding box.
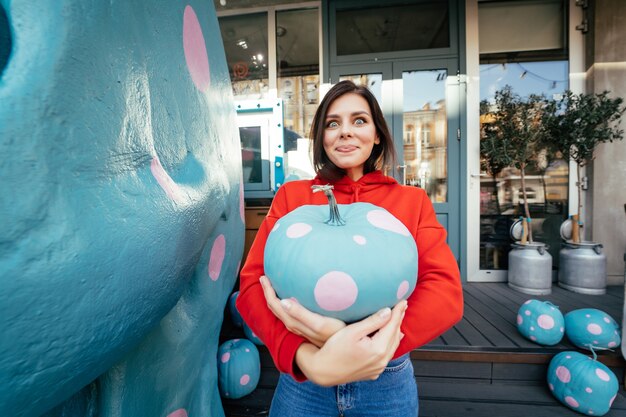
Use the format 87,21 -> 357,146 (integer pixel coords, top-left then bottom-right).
508,242 -> 553,295
558,241 -> 607,295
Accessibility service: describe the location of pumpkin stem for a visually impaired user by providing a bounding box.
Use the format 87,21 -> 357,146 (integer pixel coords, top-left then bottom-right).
312,185 -> 346,226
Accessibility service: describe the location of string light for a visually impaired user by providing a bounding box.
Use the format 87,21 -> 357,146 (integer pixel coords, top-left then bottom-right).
480,62 -> 567,90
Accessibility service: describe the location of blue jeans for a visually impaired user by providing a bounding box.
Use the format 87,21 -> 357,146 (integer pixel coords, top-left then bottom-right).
269,354 -> 418,417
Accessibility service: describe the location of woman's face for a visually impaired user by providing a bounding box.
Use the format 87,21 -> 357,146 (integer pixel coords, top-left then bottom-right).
322,92 -> 380,181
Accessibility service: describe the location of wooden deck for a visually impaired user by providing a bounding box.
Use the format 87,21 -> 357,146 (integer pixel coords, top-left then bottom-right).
222,283 -> 626,417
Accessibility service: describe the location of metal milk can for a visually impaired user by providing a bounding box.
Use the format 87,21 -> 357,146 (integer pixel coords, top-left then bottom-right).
508,242 -> 553,295
558,242 -> 607,295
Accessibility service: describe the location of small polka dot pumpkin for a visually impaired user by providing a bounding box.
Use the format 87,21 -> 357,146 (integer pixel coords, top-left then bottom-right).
243,322 -> 264,346
264,185 -> 418,322
547,351 -> 618,416
564,308 -> 621,350
228,291 -> 243,327
217,338 -> 261,399
516,299 -> 564,345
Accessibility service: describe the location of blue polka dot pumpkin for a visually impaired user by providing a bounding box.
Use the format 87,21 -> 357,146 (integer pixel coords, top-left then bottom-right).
547,351 -> 619,416
243,321 -> 264,346
228,291 -> 243,328
564,308 -> 621,350
516,299 -> 564,345
217,338 -> 261,400
264,185 -> 418,323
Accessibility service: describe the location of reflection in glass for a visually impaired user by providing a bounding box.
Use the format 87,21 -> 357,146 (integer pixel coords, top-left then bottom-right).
276,8 -> 320,181
240,126 -> 263,184
219,13 -> 269,99
338,74 -> 383,105
335,2 -> 449,55
277,8 -> 319,142
479,60 -> 569,270
402,69 -> 448,203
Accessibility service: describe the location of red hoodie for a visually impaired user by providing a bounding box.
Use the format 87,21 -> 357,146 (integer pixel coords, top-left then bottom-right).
237,170 -> 463,381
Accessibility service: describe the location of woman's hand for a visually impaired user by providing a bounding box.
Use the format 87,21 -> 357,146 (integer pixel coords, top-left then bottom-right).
294,300 -> 407,387
260,275 -> 346,347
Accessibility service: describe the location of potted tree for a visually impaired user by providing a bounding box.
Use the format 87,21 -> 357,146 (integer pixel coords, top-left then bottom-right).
542,91 -> 624,294
480,86 -> 553,294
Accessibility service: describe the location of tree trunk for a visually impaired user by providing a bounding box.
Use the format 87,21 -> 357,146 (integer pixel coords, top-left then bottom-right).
520,164 -> 533,243
575,164 -> 583,243
540,172 -> 548,212
492,174 -> 501,215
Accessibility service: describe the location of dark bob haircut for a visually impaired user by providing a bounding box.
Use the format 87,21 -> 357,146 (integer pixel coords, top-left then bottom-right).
309,80 -> 396,181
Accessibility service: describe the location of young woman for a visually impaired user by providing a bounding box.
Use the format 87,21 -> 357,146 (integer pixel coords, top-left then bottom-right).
237,80 -> 463,416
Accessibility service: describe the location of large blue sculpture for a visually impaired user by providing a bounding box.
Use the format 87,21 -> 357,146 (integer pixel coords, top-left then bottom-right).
0,1 -> 244,416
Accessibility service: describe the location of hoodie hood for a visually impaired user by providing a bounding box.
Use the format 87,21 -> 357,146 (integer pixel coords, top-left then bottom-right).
314,170 -> 398,203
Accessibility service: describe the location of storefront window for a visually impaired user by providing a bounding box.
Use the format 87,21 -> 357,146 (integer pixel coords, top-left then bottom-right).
219,13 -> 269,100
277,8 -> 319,148
335,1 -> 449,56
479,60 -> 569,270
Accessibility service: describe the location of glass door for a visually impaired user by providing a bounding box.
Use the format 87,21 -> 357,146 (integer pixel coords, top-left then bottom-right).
392,59 -> 460,261
329,59 -> 461,262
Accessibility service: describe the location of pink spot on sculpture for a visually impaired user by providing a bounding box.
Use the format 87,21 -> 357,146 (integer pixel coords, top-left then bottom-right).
151,157 -> 184,202
240,374 -> 250,385
167,410 -> 188,417
208,234 -> 226,281
366,210 -> 410,236
183,6 -> 210,92
314,271 -> 358,311
517,315 -> 523,325
221,352 -> 230,363
537,314 -> 555,329
397,280 -> 409,299
556,365 -> 571,383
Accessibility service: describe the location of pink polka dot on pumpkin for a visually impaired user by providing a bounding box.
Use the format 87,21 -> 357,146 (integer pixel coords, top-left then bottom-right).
353,235 -> 367,245
556,365 -> 571,383
221,352 -> 230,363
208,234 -> 226,281
397,280 -> 409,299
609,341 -> 617,347
524,310 -> 531,316
587,323 -> 603,335
537,314 -> 555,330
183,6 -> 210,92
240,374 -> 250,385
565,396 -> 579,408
286,222 -> 312,238
366,210 -> 410,236
314,271 -> 358,312
167,410 -> 188,417
517,315 -> 523,325
603,317 -> 611,323
595,368 -> 610,382
524,300 -> 532,305
586,387 -> 593,393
